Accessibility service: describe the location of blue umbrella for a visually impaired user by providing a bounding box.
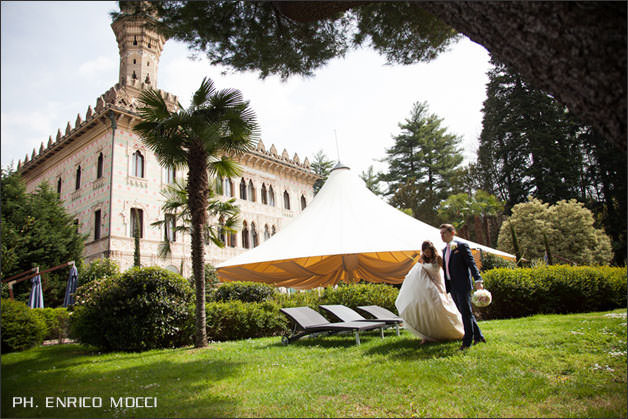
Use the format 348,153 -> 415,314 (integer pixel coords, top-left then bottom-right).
28,274 -> 44,308
63,264 -> 79,307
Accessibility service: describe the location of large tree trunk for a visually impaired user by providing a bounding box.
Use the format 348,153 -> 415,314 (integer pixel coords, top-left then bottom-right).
420,2 -> 626,151
188,144 -> 209,348
275,1 -> 626,151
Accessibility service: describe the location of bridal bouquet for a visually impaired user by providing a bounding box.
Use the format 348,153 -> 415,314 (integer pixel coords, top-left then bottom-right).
472,289 -> 492,307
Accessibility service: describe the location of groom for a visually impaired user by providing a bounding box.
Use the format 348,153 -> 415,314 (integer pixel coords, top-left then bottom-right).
440,224 -> 486,351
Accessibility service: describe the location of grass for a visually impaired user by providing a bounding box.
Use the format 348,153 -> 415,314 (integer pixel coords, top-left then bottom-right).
2,309 -> 626,418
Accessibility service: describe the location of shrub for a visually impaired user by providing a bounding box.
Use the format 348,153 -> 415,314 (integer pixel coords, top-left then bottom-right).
1,299 -> 46,352
210,281 -> 278,303
272,290 -> 321,310
71,266 -> 194,352
478,265 -> 627,319
321,284 -> 399,313
32,307 -> 70,342
78,258 -> 120,285
205,300 -> 287,341
480,252 -> 516,272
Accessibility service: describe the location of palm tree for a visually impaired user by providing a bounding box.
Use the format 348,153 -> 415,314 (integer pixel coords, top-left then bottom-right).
151,178 -> 241,259
134,77 -> 258,347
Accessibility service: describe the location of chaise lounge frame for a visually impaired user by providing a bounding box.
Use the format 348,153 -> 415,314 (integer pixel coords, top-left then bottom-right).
320,304 -> 403,336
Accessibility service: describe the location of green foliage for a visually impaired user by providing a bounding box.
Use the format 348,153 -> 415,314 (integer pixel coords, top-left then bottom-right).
1,169 -> 85,305
209,281 -> 278,303
479,252 -> 516,272
321,284 -> 399,313
359,165 -> 383,196
438,190 -> 504,245
478,265 -> 627,319
31,307 -> 70,342
310,150 -> 336,195
71,267 -> 195,352
77,258 -> 120,285
380,101 -> 464,226
115,2 -> 459,80
497,197 -> 613,265
1,299 -> 46,352
204,300 -> 287,342
272,290 -> 322,310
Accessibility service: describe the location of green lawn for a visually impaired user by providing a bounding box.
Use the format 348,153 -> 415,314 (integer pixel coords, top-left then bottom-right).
2,309 -> 626,418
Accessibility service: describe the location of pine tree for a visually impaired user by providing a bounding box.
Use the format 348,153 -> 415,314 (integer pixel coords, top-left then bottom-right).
310,150 -> 336,195
380,101 -> 463,226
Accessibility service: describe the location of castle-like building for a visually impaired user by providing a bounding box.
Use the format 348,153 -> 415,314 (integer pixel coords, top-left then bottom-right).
17,9 -> 317,275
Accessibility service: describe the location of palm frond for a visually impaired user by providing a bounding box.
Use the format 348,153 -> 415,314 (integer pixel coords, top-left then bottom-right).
191,77 -> 216,109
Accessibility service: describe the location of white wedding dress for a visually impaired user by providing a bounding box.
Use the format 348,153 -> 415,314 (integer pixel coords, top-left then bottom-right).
395,262 -> 464,341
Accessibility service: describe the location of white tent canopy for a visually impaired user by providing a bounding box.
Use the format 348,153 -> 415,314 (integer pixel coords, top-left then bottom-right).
216,165 -> 514,289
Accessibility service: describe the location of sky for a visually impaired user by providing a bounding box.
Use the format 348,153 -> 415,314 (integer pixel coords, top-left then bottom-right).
1,1 -> 492,177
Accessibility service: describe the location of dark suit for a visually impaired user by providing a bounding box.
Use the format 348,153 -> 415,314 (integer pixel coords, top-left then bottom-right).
443,240 -> 484,347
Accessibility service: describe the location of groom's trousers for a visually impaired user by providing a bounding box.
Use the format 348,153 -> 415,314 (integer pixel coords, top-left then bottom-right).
450,289 -> 484,347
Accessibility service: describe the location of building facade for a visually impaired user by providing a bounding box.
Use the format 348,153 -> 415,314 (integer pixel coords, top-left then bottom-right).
17,9 -> 317,276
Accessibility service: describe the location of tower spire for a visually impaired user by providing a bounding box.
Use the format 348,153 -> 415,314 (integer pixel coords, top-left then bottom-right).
111,5 -> 166,89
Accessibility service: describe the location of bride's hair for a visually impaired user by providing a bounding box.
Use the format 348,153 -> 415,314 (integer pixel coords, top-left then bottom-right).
421,241 -> 438,263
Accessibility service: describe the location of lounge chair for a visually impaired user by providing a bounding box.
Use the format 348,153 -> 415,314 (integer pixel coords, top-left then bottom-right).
280,306 -> 387,345
320,304 -> 402,336
355,305 -> 404,336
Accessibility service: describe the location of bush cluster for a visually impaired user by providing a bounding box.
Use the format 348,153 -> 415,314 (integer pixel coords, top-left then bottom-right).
320,284 -> 399,313
210,281 -> 278,303
71,267 -> 194,352
32,307 -> 70,342
478,265 -> 627,319
1,299 -> 46,352
78,258 -> 120,285
205,300 -> 287,341
480,252 -> 516,272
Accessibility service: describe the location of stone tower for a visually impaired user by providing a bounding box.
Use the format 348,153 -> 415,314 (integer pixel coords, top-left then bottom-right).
111,4 -> 166,89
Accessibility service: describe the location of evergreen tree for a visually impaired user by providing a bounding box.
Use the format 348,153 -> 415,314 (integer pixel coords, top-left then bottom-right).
310,150 -> 336,195
1,169 -> 85,305
359,165 -> 383,196
380,101 -> 463,226
477,58 -> 584,212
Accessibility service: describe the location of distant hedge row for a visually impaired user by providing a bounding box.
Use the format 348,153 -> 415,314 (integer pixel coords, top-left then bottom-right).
477,265 -> 627,319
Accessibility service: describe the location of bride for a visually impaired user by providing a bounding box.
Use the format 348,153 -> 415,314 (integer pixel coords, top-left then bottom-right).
395,241 -> 464,343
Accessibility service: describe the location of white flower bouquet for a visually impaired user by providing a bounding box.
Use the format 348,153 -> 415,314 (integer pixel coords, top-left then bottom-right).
472,289 -> 492,307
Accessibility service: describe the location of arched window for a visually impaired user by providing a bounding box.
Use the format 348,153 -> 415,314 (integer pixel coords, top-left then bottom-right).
268,186 -> 275,207
75,166 -> 81,190
301,195 -> 307,210
218,216 -> 226,245
164,214 -> 176,242
133,151 -> 144,178
239,178 -> 247,200
283,190 -> 291,210
130,208 -> 143,238
166,166 -> 176,184
57,178 -> 62,195
97,153 -> 104,179
224,178 -> 233,197
271,225 -> 276,236
261,183 -> 268,205
247,180 -> 255,202
241,221 -> 250,249
215,177 -> 223,195
251,222 -> 258,247
229,232 -> 237,247
264,224 -> 270,240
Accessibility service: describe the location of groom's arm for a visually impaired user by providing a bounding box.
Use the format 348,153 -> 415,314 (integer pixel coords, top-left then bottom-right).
460,242 -> 483,287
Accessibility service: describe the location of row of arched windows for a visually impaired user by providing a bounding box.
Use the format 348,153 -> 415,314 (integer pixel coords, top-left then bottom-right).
57,152 -> 104,195
217,177 -> 308,210
217,218 -> 277,249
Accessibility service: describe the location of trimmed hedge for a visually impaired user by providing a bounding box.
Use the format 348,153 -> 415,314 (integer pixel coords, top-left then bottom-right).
1,299 -> 46,352
272,290 -> 321,310
205,300 -> 287,341
321,284 -> 399,313
71,267 -> 195,352
478,265 -> 627,319
32,307 -> 70,342
210,281 -> 278,303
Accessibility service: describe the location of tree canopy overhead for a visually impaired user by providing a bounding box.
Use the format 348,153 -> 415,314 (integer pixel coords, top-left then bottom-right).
115,1 -> 626,151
